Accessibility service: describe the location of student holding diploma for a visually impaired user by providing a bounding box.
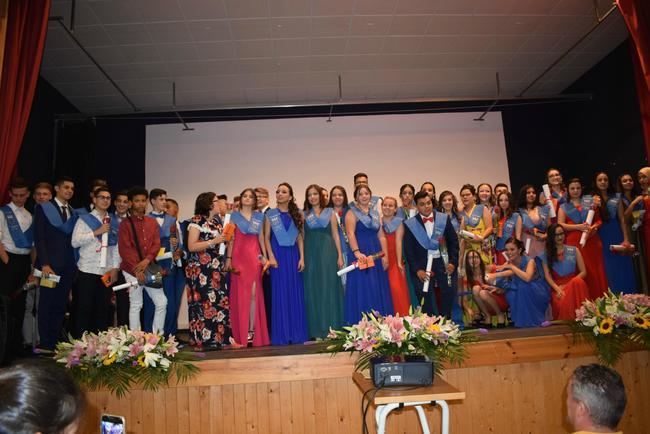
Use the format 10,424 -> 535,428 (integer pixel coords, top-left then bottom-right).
558,178 -> 608,299
344,184 -> 393,324
70,187 -> 120,338
264,183 -> 308,345
593,172 -> 636,294
517,184 -> 550,259
459,184 -> 493,265
494,192 -> 522,265
225,188 -> 270,347
402,191 -> 459,318
328,185 -> 351,286
302,184 -> 344,339
381,196 -> 411,316
539,224 -> 590,320
540,167 -> 567,219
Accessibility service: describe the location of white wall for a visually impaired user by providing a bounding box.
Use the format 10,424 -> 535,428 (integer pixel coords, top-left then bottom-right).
146,112 -> 510,220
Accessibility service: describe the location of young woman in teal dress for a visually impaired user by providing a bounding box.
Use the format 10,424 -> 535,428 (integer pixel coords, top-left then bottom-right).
344,185 -> 393,324
302,184 -> 344,339
593,172 -> 637,293
264,183 -> 308,345
328,185 -> 350,287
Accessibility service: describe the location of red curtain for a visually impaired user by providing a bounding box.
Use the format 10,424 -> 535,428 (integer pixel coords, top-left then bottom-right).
617,0 -> 650,159
0,0 -> 51,196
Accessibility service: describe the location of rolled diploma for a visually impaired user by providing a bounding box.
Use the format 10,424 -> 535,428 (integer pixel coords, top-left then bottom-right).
219,213 -> 231,256
113,281 -> 138,292
610,244 -> 635,252
156,251 -> 173,261
33,269 -> 61,283
460,229 -> 476,240
337,262 -> 358,277
579,210 -> 595,247
542,184 -> 556,218
422,251 -> 435,293
100,232 -> 108,268
525,238 -> 531,255
501,251 -> 509,263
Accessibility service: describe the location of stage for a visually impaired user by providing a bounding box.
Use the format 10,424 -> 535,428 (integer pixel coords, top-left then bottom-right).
80,326 -> 650,434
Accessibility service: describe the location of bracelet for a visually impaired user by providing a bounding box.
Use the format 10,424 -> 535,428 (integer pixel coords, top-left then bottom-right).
226,256 -> 232,259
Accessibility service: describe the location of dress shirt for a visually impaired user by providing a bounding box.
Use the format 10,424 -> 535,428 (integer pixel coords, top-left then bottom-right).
54,197 -> 70,221
0,202 -> 32,255
118,215 -> 161,275
71,210 -> 120,275
420,213 -> 434,237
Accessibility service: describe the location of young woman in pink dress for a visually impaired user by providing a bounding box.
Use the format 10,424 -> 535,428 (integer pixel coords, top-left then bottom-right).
225,188 -> 270,347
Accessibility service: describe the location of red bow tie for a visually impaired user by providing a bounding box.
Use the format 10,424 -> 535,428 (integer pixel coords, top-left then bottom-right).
422,216 -> 433,223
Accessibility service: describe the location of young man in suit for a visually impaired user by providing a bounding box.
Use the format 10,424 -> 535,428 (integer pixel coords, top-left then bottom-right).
0,177 -> 33,361
33,176 -> 78,351
402,191 -> 459,318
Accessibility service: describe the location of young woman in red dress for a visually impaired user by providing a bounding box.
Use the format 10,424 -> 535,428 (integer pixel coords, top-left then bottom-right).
381,196 -> 411,316
557,178 -> 608,299
540,224 -> 590,320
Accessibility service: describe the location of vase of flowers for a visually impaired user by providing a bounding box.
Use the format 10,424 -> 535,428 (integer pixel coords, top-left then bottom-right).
572,291 -> 650,366
324,307 -> 480,376
55,326 -> 200,398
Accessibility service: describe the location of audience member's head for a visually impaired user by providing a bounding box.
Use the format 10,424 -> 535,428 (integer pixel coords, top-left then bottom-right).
566,364 -> 626,433
0,360 -> 86,434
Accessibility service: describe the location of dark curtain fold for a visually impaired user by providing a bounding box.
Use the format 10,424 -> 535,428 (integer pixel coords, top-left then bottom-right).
617,0 -> 650,158
0,0 -> 51,197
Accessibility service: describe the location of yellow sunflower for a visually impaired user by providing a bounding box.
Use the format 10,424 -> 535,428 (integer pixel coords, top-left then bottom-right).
102,354 -> 117,366
598,317 -> 615,335
633,314 -> 650,330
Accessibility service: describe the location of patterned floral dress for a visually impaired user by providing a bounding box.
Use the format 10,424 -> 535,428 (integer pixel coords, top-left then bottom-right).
185,215 -> 231,348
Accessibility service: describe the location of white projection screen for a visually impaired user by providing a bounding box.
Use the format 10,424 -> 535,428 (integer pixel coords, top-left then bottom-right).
146,111 -> 510,328
146,111 -> 510,220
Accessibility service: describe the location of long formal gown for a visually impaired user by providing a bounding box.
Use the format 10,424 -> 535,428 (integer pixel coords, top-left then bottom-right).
303,209 -> 344,339
561,200 -> 608,299
462,204 -> 492,264
269,211 -> 308,345
495,212 -> 521,265
344,209 -> 393,325
500,256 -> 550,327
623,196 -> 648,289
186,215 -> 231,348
383,219 -> 411,316
229,222 -> 270,347
540,246 -> 590,320
334,208 -> 350,287
519,206 -> 550,259
599,194 -> 637,293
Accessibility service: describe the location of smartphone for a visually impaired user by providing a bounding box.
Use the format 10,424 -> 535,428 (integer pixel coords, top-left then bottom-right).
100,414 -> 125,434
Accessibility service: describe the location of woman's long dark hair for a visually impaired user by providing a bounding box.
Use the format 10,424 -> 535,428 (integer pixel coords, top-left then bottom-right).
545,223 -> 562,269
278,182 -> 303,231
464,249 -> 486,288
194,192 -> 216,217
617,173 -> 640,199
304,184 -> 327,211
0,360 -> 86,434
328,185 -> 349,209
517,184 -> 536,210
238,188 -> 258,211
591,171 -> 612,222
496,191 -> 515,220
437,190 -> 461,223
477,182 -> 495,207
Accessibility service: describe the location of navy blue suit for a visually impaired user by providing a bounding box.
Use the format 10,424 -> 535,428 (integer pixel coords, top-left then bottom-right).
403,212 -> 459,318
34,200 -> 77,349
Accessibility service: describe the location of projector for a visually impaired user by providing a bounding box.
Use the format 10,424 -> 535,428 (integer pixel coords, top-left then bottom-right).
371,357 -> 433,387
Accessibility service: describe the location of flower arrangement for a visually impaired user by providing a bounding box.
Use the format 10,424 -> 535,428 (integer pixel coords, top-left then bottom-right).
324,308 -> 479,373
55,327 -> 200,398
572,291 -> 650,366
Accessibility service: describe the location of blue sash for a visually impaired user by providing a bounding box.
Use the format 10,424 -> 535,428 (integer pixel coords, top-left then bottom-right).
561,196 -> 593,223
622,195 -> 644,212
267,208 -> 299,246
520,206 -> 549,231
496,212 -> 519,251
304,207 -> 333,230
404,212 -> 448,251
78,213 -> 119,246
370,196 -> 380,209
396,207 -> 415,220
39,201 -> 77,234
450,214 -> 461,233
0,206 -> 33,248
555,246 -> 577,276
606,194 -> 620,220
551,190 -> 567,204
350,205 -> 380,231
462,204 -> 484,228
150,213 -> 176,269
230,211 -> 264,234
382,216 -> 403,234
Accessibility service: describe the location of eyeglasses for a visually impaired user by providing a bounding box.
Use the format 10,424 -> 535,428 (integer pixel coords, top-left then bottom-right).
96,195 -> 111,200
555,232 -> 565,237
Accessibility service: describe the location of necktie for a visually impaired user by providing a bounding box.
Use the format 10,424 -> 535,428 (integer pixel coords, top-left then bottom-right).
61,205 -> 68,222
422,216 -> 433,223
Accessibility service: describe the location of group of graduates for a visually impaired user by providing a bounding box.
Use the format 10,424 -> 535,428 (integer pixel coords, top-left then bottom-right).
0,166 -> 647,358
